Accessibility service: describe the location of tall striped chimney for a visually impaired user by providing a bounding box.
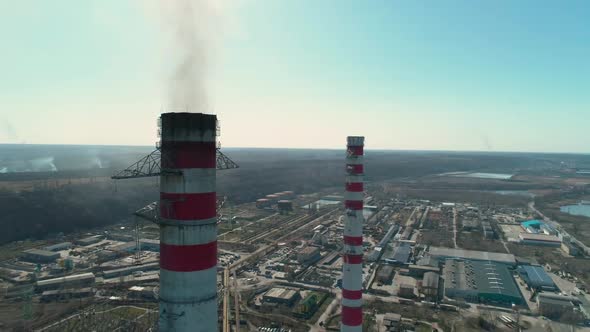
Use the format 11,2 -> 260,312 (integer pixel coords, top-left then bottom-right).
342,136 -> 364,332
158,113 -> 218,332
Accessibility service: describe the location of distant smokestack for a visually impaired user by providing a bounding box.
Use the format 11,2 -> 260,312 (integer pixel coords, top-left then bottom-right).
342,136 -> 364,332
159,112 -> 218,332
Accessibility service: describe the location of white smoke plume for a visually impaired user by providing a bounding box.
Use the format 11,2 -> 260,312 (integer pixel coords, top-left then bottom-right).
30,157 -> 58,172
158,0 -> 227,113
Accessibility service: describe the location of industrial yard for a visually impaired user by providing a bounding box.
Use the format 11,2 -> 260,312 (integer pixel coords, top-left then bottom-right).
4,161 -> 590,332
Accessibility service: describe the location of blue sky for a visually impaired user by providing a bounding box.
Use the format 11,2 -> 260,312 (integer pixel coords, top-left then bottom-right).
0,0 -> 588,152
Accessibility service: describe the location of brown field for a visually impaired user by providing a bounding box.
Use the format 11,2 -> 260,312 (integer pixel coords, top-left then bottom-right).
457,231 -> 508,253
0,177 -> 111,192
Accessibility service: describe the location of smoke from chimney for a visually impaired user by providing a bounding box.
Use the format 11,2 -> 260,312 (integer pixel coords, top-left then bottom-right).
159,0 -> 224,113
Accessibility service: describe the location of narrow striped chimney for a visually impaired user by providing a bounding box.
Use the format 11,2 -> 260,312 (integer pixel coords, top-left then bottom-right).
158,113 -> 218,332
342,136 -> 364,332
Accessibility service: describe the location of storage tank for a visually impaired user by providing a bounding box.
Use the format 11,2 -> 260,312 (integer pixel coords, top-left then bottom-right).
278,200 -> 293,214
282,191 -> 295,199
266,194 -> 279,204
256,199 -> 270,209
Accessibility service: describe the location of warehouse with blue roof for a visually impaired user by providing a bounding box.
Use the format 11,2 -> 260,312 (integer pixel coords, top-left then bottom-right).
517,265 -> 558,291
521,220 -> 557,235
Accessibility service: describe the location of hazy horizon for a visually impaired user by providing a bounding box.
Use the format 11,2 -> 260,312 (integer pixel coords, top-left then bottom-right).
1,142 -> 589,156
1,1 -> 588,152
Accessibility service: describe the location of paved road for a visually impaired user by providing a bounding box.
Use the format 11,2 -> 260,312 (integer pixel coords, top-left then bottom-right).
452,207 -> 458,248
529,201 -> 590,255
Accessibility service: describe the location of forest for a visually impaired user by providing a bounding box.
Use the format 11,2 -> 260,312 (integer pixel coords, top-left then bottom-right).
0,148 -> 572,244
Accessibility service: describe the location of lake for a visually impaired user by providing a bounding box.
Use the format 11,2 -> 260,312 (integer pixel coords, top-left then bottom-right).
494,190 -> 535,198
462,172 -> 514,180
439,171 -> 514,180
561,204 -> 590,218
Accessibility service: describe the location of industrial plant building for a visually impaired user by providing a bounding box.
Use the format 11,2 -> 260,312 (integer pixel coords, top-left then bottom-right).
518,233 -> 562,247
40,288 -> 94,302
22,249 -> 60,263
297,246 -> 321,265
36,272 -> 96,291
408,264 -> 440,277
278,200 -> 293,214
103,262 -> 159,278
537,293 -> 579,319
382,313 -> 402,332
76,235 -> 103,246
428,247 -> 516,265
441,259 -> 523,306
376,265 -> 395,284
43,242 -> 72,252
517,265 -> 558,291
421,272 -> 440,301
521,220 -> 557,235
385,242 -> 412,265
262,287 -> 301,306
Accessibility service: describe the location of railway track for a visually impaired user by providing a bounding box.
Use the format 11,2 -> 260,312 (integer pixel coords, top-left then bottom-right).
244,214 -> 313,244
228,208 -> 340,272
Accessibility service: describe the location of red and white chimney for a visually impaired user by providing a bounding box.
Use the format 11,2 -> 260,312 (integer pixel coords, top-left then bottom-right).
158,113 -> 218,332
341,136 -> 364,332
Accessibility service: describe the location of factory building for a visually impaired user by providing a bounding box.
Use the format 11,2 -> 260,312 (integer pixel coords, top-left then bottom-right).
408,265 -> 440,277
128,286 -> 156,300
517,265 -> 558,291
278,200 -> 293,214
428,247 -> 516,265
482,221 -> 495,239
382,313 -> 402,332
421,272 -> 440,301
519,233 -> 561,247
521,220 -> 557,235
76,235 -> 103,246
22,249 -> 60,263
378,224 -> 399,248
297,246 -> 321,265
36,272 -> 95,291
368,247 -> 383,262
103,262 -> 159,278
262,287 -> 300,306
376,265 -> 395,284
537,293 -> 579,319
43,242 -> 72,252
385,242 -> 412,266
256,198 -> 271,209
461,219 -> 479,231
40,288 -> 94,302
398,283 -> 416,299
441,259 -> 523,306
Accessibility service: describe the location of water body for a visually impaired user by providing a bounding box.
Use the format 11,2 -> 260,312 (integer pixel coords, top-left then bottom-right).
462,172 -> 514,180
439,171 -> 514,180
561,204 -> 590,218
494,190 -> 536,198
